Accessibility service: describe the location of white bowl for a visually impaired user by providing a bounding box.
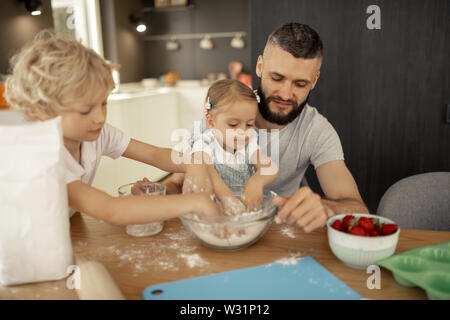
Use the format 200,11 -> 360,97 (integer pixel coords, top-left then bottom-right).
327,213 -> 400,270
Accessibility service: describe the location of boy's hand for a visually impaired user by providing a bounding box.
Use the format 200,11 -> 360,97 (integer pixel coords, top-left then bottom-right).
131,177 -> 153,195
241,176 -> 264,211
195,193 -> 223,217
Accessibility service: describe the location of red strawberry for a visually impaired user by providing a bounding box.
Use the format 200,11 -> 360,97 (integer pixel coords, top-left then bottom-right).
349,226 -> 366,236
358,217 -> 375,232
381,224 -> 398,235
331,219 -> 344,231
343,215 -> 355,230
370,230 -> 379,237
374,221 -> 383,234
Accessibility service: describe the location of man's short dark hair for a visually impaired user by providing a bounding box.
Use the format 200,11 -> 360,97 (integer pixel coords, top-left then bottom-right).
266,22 -> 323,61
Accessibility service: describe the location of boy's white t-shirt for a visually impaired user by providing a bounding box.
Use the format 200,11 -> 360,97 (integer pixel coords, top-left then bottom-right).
62,123 -> 131,217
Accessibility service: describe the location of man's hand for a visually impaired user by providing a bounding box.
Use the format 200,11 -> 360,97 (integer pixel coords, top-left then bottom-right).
273,186 -> 334,232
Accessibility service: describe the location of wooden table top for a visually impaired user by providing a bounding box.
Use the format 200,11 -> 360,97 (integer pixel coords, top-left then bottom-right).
1,213 -> 449,300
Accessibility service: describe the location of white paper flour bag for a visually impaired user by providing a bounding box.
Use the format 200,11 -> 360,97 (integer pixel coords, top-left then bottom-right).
0,111 -> 74,286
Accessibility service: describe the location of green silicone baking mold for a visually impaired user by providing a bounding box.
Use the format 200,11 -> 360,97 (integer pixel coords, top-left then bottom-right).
377,241 -> 450,300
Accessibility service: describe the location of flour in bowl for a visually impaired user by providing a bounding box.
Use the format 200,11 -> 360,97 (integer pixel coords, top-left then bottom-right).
186,216 -> 268,247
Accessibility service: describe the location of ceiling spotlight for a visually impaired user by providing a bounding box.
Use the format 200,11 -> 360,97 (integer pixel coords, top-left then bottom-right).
20,0 -> 42,15
166,38 -> 180,51
200,35 -> 214,50
129,13 -> 148,33
136,23 -> 147,33
231,33 -> 245,49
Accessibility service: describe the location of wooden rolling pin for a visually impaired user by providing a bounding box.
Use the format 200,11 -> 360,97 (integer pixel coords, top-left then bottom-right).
74,256 -> 125,300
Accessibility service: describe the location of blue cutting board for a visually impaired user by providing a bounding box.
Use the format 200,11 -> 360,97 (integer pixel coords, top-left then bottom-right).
142,257 -> 362,300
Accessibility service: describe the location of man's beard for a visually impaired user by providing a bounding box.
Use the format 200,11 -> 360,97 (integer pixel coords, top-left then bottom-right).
256,86 -> 310,126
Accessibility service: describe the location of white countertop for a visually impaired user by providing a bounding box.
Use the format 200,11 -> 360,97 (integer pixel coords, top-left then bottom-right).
108,80 -> 208,101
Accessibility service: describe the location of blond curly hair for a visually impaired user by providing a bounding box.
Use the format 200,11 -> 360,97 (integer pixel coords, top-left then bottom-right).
4,30 -> 114,120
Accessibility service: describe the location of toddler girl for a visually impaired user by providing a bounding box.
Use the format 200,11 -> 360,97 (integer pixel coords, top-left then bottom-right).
4,31 -> 220,225
190,80 -> 278,214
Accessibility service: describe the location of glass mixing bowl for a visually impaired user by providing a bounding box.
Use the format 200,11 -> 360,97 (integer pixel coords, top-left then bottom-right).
179,186 -> 279,251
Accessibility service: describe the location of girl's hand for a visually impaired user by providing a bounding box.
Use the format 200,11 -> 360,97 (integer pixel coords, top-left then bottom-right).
221,195 -> 246,215
241,176 -> 264,211
182,164 -> 213,196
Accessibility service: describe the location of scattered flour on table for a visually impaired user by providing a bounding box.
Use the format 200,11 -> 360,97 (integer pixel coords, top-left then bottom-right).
164,231 -> 192,242
273,253 -> 304,266
178,253 -> 209,268
1,279 -> 63,299
81,228 -> 203,276
280,226 -> 296,239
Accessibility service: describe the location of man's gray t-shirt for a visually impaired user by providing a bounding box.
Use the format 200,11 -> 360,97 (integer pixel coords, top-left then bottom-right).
187,104 -> 344,197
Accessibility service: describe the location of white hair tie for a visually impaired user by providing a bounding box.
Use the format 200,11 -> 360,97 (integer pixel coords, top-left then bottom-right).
253,90 -> 261,103
204,96 -> 212,114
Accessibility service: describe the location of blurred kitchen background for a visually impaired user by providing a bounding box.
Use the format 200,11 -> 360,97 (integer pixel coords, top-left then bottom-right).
0,0 -> 449,213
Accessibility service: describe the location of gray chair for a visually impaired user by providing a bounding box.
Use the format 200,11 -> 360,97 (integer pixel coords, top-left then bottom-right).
377,172 -> 450,231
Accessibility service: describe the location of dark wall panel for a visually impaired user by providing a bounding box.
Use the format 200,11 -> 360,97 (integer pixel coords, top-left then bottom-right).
0,0 -> 54,76
101,0 -> 149,83
250,0 -> 450,212
143,0 -> 251,80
